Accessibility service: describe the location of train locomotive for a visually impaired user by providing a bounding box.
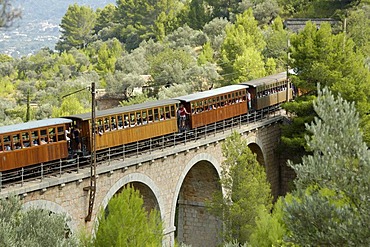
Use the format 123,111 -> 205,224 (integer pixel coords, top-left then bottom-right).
0,71 -> 292,175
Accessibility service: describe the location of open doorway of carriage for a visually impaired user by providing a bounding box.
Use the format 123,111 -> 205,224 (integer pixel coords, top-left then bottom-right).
175,161 -> 222,246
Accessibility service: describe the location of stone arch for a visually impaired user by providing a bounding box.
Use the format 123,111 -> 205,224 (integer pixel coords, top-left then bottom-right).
171,152 -> 222,246
22,200 -> 76,233
244,133 -> 266,166
171,153 -> 221,227
95,173 -> 163,232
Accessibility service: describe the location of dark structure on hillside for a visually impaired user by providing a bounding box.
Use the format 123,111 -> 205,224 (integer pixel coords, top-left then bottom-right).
284,18 -> 342,33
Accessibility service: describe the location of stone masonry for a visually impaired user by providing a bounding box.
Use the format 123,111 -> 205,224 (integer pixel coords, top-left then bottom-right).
0,114 -> 285,247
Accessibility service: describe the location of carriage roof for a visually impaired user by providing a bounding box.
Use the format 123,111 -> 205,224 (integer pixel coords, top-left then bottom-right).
66,99 -> 180,121
175,85 -> 248,102
0,118 -> 72,135
240,71 -> 288,87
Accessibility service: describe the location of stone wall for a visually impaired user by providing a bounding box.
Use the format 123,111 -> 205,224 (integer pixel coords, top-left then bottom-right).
1,115 -> 287,247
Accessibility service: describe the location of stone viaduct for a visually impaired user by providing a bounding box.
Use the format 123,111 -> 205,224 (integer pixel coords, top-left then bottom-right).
0,114 -> 291,247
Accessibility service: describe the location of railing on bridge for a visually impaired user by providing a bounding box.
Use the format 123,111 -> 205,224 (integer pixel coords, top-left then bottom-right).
0,106 -> 283,191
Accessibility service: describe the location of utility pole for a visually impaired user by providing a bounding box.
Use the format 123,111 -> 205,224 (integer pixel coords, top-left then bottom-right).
62,82 -> 97,221
26,88 -> 30,122
286,37 -> 291,102
85,82 -> 97,222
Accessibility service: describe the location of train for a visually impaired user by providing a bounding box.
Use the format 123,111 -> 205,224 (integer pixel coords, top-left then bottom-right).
0,71 -> 293,174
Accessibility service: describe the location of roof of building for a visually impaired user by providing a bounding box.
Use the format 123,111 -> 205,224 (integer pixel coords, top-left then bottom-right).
284,18 -> 341,33
0,118 -> 72,135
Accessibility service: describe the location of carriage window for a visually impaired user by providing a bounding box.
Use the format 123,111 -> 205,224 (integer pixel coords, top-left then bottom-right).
159,107 -> 164,120
123,114 -> 129,128
48,127 -> 56,142
31,130 -> 39,146
117,115 -> 123,129
171,105 -> 176,117
12,133 -> 21,150
154,108 -> 159,121
40,129 -> 47,145
148,109 -> 153,123
136,112 -> 142,125
165,106 -> 170,119
3,135 -> 11,151
96,118 -> 104,133
130,113 -> 136,126
142,111 -> 148,124
111,116 -> 117,130
203,100 -> 208,111
57,126 -> 65,141
220,95 -> 224,106
104,117 -> 110,131
22,132 -> 30,147
0,137 -> 2,152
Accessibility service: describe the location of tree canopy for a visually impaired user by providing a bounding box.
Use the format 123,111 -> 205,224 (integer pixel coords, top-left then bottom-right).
56,4 -> 96,52
94,185 -> 163,247
0,195 -> 78,247
207,131 -> 273,244
283,86 -> 370,246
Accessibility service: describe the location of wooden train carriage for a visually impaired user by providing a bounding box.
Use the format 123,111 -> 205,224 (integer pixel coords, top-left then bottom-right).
240,71 -> 293,110
66,99 -> 180,151
0,118 -> 72,172
175,85 -> 249,129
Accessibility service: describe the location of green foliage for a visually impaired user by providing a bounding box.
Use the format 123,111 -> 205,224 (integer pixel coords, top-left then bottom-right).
346,3 -> 370,67
239,0 -> 281,26
0,195 -> 77,247
279,95 -> 316,160
220,9 -> 266,84
94,4 -> 116,36
185,0 -> 212,30
198,42 -> 214,65
288,20 -> 370,144
283,86 -> 370,246
94,185 -> 163,247
164,25 -> 208,49
115,0 -> 184,51
52,96 -> 89,117
205,0 -> 241,21
207,131 -> 273,244
120,94 -> 155,107
277,0 -> 356,18
56,4 -> 96,52
262,16 -> 288,71
249,198 -> 287,247
202,17 -> 229,55
106,72 -> 146,99
148,47 -> 195,95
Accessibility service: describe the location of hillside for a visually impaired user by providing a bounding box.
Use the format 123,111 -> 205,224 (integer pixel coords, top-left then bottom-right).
0,0 -> 115,57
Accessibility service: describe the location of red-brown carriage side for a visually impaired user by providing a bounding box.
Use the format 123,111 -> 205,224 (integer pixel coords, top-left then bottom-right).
0,118 -> 72,172
65,99 -> 180,152
175,85 -> 249,129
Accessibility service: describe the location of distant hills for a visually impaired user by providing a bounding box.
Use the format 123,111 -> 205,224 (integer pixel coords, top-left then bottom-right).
0,0 -> 115,57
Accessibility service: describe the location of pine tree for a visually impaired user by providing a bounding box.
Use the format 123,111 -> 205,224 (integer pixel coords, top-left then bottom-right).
56,4 -> 96,52
220,9 -> 266,84
283,86 -> 370,246
94,185 -> 163,247
207,131 -> 273,244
